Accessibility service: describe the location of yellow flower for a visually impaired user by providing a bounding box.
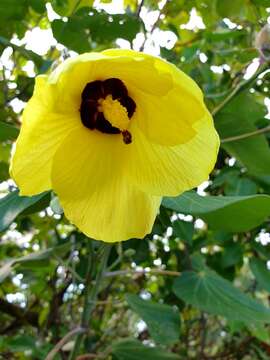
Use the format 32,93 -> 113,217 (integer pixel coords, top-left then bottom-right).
10,49 -> 219,243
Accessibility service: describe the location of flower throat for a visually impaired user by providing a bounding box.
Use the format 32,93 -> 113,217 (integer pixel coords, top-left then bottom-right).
80,78 -> 136,144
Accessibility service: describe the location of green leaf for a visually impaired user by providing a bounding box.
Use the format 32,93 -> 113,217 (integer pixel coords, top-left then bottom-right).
51,0 -> 94,16
112,339 -> 182,360
225,178 -> 257,196
172,220 -> 194,244
0,242 -> 71,283
51,18 -> 90,53
221,243 -> 243,268
0,161 -> 9,181
0,121 -> 19,141
215,93 -> 270,175
250,258 -> 270,293
0,190 -> 49,232
173,269 -> 270,324
163,191 -> 270,232
52,9 -> 141,52
126,294 -> 180,345
216,0 -> 245,18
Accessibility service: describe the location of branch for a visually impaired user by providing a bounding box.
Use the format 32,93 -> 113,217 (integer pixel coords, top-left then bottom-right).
0,298 -> 38,330
105,268 -> 180,278
45,327 -> 86,360
221,125 -> 270,143
136,0 -> 145,18
139,0 -> 168,51
212,62 -> 269,117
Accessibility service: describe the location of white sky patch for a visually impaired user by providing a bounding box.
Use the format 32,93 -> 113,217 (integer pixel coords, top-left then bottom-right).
244,58 -> 260,80
181,8 -> 205,31
9,98 -> 25,113
0,47 -> 14,72
178,213 -> 193,222
25,28 -> 57,55
197,181 -> 209,196
199,52 -> 208,63
210,65 -> 223,74
136,319 -> 147,332
256,230 -> 270,246
94,0 -> 124,14
12,28 -> 57,56
153,258 -> 162,266
152,29 -> 177,50
140,7 -> 160,32
6,292 -> 27,307
22,61 -> 35,77
223,18 -> 237,29
228,157 -> 236,167
46,2 -> 61,21
116,38 -> 131,49
195,219 -> 206,229
264,98 -> 270,119
2,229 -> 34,247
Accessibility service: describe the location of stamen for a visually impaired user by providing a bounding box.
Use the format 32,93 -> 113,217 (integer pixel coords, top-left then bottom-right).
98,95 -> 130,131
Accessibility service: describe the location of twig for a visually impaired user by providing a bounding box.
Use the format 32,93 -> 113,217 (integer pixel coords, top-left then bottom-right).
45,327 -> 86,360
105,268 -> 180,278
199,313 -> 207,359
136,0 -> 145,18
139,0 -> 168,51
68,244 -> 112,360
221,125 -> 270,143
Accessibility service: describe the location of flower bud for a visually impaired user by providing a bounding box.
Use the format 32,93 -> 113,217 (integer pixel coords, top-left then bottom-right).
255,24 -> 270,61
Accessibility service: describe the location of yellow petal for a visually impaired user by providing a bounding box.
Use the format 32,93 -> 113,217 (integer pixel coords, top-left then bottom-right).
48,51 -> 173,114
51,127 -> 161,242
103,49 -> 207,146
10,75 -> 81,196
126,111 -> 220,197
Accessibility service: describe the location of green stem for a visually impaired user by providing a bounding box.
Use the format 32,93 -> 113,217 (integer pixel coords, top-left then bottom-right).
212,62 -> 268,117
68,243 -> 111,360
221,124 -> 270,143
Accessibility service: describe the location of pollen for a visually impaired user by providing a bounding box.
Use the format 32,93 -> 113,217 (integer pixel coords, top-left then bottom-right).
98,95 -> 130,131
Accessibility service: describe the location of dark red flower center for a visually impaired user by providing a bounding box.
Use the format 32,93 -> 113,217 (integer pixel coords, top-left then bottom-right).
80,78 -> 136,144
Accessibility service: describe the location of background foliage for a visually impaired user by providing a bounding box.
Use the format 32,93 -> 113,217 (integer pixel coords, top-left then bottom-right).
1,0 -> 270,359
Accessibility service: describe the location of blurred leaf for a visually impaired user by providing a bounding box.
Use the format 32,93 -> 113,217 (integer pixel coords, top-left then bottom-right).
6,335 -> 36,352
0,242 -> 71,283
172,220 -> 194,244
221,243 -> 243,268
0,121 -> 19,141
50,195 -> 63,215
225,177 -> 257,196
112,339 -> 182,360
215,93 -> 270,175
51,0 -> 94,16
0,190 -> 49,232
163,191 -> 270,232
0,161 -> 9,181
250,258 -> 270,293
126,294 -> 180,345
216,0 -> 245,18
173,269 -> 270,324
